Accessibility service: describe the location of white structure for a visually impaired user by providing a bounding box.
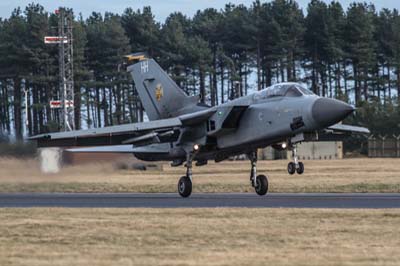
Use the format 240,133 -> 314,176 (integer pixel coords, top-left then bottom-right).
39,148 -> 62,173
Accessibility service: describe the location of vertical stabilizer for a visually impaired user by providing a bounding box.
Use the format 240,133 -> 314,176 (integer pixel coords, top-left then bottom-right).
127,58 -> 200,120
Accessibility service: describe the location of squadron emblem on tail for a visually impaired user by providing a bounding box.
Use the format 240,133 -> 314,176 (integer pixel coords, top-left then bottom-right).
155,84 -> 163,101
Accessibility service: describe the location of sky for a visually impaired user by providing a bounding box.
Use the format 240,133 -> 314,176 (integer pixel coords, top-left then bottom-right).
0,0 -> 399,21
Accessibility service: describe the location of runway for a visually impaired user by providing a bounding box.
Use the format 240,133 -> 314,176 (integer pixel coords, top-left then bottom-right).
0,193 -> 399,208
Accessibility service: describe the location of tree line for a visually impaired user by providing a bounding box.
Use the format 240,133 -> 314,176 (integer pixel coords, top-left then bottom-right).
1,0 -> 400,141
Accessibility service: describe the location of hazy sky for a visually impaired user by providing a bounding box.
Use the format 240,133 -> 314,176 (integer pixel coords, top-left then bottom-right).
0,0 -> 399,21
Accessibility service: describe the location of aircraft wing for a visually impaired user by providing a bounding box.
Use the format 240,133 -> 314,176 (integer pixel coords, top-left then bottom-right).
327,124 -> 370,134
29,105 -> 251,149
315,124 -> 370,141
29,117 -> 184,148
29,108 -> 217,148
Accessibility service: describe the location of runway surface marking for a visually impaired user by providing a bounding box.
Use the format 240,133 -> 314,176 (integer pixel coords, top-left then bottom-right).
0,193 -> 399,208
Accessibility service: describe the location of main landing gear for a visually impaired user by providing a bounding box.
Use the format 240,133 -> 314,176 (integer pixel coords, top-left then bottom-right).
287,145 -> 304,175
177,150 -> 269,198
178,153 -> 194,198
249,152 -> 269,196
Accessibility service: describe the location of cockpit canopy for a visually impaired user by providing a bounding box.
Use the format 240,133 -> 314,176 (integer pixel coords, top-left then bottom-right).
255,83 -> 314,100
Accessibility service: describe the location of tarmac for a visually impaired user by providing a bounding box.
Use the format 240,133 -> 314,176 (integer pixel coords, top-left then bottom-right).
0,193 -> 399,208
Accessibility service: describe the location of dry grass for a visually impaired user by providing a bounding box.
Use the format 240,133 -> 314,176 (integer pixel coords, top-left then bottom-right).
0,157 -> 400,193
0,208 -> 399,266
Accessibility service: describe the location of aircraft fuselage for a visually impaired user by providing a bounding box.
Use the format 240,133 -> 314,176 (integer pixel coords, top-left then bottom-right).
133,83 -> 354,163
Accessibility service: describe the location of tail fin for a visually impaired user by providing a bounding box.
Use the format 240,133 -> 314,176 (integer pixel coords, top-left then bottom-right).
127,58 -> 199,121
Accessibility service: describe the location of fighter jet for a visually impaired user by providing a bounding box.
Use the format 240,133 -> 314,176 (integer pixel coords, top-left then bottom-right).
30,54 -> 369,197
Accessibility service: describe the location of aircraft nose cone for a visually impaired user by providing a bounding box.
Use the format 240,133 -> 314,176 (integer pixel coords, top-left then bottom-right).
312,98 -> 355,127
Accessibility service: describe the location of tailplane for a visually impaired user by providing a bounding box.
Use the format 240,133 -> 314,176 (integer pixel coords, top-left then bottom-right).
127,56 -> 200,120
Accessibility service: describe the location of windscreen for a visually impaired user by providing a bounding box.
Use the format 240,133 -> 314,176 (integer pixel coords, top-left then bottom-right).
255,83 -> 314,100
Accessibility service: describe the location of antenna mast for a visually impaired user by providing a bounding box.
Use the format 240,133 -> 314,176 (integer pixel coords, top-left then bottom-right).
58,8 -> 75,131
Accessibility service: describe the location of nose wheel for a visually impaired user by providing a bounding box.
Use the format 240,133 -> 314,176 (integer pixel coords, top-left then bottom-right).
288,145 -> 305,175
297,162 -> 304,174
249,152 -> 269,196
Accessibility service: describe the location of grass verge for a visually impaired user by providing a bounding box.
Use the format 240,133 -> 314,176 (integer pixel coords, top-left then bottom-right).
1,158 -> 400,193
1,208 -> 399,266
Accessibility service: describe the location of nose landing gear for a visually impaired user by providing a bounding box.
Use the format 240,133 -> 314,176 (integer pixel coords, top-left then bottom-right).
287,145 -> 304,175
249,152 -> 269,196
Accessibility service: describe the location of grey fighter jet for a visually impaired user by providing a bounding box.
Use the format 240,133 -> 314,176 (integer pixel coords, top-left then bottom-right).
30,55 -> 369,197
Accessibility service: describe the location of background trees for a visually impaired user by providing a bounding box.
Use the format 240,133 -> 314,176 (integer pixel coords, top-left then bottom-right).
1,1 -> 400,142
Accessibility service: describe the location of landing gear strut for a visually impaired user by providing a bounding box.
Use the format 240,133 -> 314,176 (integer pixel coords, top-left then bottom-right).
249,152 -> 269,196
178,153 -> 193,198
287,145 -> 304,175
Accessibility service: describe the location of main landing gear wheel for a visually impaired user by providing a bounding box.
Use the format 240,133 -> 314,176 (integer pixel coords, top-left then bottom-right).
255,175 -> 269,196
178,176 -> 192,198
249,151 -> 269,196
178,150 -> 196,198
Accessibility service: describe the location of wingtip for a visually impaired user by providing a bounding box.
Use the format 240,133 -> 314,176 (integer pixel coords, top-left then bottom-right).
26,134 -> 51,141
